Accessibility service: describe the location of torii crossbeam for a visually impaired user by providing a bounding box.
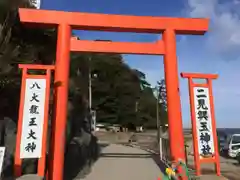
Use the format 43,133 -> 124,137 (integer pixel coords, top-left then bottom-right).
17,8 -> 209,180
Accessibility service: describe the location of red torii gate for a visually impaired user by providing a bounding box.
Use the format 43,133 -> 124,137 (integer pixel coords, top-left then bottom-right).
17,8 -> 209,180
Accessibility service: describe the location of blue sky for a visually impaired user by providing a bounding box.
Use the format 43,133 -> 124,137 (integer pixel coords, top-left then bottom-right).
41,0 -> 240,128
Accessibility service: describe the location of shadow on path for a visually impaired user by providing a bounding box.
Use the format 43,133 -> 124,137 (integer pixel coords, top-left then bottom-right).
151,154 -> 168,176
100,153 -> 153,158
123,144 -> 168,175
79,143 -> 164,180
106,143 -> 168,176
99,150 -> 167,175
63,135 -> 109,180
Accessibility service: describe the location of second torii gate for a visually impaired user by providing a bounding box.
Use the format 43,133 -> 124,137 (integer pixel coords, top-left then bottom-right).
17,8 -> 209,180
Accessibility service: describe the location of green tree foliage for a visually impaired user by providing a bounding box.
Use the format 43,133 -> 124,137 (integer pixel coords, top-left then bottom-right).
132,69 -> 151,90
0,1 -> 168,176
0,0 -> 57,120
93,54 -> 141,126
69,52 -> 168,128
0,0 -> 168,130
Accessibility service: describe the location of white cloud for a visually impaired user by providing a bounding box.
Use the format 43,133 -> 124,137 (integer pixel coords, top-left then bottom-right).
185,0 -> 240,58
233,0 -> 240,5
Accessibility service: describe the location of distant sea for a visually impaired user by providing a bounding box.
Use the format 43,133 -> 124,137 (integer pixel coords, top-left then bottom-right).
184,128 -> 240,135
217,128 -> 240,135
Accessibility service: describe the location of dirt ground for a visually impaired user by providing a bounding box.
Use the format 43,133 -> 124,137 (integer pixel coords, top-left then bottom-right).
186,155 -> 240,180
185,138 -> 240,180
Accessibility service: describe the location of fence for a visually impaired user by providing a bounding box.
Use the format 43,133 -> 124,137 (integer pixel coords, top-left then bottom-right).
159,137 -> 189,166
159,137 -> 171,164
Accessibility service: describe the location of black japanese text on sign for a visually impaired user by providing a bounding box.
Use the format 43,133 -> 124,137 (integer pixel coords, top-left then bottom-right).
20,78 -> 47,159
25,82 -> 41,153
194,87 -> 214,157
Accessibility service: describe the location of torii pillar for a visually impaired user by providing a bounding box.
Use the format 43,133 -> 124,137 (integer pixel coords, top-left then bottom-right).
17,8 -> 209,180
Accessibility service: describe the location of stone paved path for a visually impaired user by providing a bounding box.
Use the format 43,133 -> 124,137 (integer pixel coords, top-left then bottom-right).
78,143 -> 164,180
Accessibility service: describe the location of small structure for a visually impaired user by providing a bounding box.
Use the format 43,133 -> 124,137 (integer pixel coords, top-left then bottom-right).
95,123 -> 107,132
112,124 -> 121,132
136,126 -> 144,132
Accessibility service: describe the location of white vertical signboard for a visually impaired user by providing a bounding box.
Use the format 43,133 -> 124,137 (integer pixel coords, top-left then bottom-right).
0,147 -> 5,176
193,87 -> 215,157
91,110 -> 96,131
20,79 -> 46,159
31,0 -> 41,9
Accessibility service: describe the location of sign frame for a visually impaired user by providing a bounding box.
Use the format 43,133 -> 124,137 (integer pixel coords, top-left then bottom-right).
14,64 -> 54,177
181,72 -> 220,176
